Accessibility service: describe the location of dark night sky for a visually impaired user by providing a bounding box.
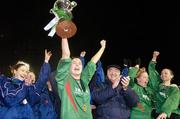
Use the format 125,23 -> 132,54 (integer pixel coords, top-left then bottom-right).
0,0 -> 180,84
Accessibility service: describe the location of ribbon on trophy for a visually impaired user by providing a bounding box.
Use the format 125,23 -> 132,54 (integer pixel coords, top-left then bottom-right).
44,0 -> 77,38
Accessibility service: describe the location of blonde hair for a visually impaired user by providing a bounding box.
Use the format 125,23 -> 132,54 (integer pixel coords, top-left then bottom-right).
16,61 -> 30,71
10,61 -> 30,76
136,67 -> 147,78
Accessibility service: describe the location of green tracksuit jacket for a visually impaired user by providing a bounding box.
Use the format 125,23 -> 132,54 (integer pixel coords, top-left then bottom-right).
148,61 -> 180,118
129,67 -> 154,119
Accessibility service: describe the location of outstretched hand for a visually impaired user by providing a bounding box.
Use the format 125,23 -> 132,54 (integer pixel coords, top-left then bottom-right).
80,51 -> 86,57
100,40 -> 106,48
152,51 -> 160,62
153,51 -> 160,58
45,49 -> 52,63
90,39 -> 106,64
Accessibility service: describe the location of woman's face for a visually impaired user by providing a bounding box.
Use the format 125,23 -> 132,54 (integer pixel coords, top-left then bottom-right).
70,58 -> 83,79
14,65 -> 29,81
161,69 -> 173,82
25,72 -> 36,85
137,72 -> 149,87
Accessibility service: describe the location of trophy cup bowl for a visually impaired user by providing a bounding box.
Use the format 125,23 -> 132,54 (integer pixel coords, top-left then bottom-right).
56,20 -> 77,38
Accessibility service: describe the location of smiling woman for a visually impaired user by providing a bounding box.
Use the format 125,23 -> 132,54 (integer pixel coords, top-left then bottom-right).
0,61 -> 35,119
148,51 -> 180,119
55,37 -> 106,119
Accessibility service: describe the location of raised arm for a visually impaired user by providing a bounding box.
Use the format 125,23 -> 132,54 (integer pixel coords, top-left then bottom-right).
61,38 -> 70,59
90,40 -> 106,64
148,51 -> 161,90
152,51 -> 160,62
80,51 -> 86,68
44,49 -> 52,63
35,50 -> 52,93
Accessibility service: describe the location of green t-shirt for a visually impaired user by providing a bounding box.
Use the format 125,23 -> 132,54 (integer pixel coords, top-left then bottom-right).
55,58 -> 96,119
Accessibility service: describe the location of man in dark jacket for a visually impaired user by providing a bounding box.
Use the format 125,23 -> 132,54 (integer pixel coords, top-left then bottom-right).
92,65 -> 139,119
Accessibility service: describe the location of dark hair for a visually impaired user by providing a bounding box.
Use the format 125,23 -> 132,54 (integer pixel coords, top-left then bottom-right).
10,63 -> 26,75
107,65 -> 121,71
